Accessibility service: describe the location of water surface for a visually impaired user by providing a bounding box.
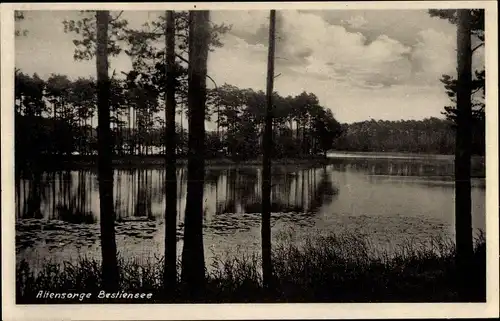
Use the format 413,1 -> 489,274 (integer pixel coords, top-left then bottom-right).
15,155 -> 486,268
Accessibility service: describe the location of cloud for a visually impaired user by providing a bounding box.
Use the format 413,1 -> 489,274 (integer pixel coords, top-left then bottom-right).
212,10 -> 269,34
208,33 -> 268,92
343,15 -> 368,29
15,10 -> 136,80
15,9 -> 477,125
211,11 -> 269,46
410,28 -> 456,84
270,11 -> 413,89
305,9 -> 457,47
208,10 -> 461,123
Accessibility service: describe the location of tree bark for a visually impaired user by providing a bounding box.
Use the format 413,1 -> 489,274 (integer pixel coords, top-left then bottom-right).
455,9 -> 473,301
181,10 -> 210,300
128,107 -> 132,155
163,10 -> 178,297
261,9 -> 276,291
96,10 -> 119,292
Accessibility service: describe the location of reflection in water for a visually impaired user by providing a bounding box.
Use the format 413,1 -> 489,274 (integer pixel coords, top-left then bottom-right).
15,158 -> 487,226
329,158 -> 456,177
132,170 -> 154,220
16,159 -> 485,266
15,157 -> 486,267
15,165 -> 340,225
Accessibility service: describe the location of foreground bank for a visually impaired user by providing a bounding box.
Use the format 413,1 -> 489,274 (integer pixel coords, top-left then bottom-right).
16,231 -> 486,303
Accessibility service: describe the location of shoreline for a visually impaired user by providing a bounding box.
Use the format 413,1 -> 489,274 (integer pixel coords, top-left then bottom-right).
16,153 -> 486,177
19,152 -> 486,164
21,155 -> 332,170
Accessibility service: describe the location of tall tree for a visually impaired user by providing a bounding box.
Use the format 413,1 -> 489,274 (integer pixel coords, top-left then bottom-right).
261,9 -> 276,291
163,10 -> 178,296
429,9 -> 480,300
96,10 -> 119,291
455,9 -> 474,300
429,9 -> 485,156
181,10 -> 211,300
65,9 -> 128,290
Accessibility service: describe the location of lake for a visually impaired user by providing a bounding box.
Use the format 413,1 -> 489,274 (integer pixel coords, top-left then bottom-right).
15,153 -> 486,269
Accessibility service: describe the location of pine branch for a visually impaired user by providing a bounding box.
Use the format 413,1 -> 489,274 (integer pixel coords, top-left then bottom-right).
472,42 -> 484,54
206,75 -> 218,90
109,11 -> 124,23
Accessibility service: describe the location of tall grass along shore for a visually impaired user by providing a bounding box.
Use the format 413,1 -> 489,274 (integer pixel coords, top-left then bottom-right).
16,231 -> 486,303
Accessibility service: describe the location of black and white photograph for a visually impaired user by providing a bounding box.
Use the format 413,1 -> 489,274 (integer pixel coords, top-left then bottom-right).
2,1 -> 498,319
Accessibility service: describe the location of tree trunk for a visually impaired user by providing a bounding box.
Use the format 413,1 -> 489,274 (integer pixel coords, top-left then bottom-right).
128,107 -> 132,155
455,9 -> 473,301
302,121 -> 306,155
216,105 -> 220,139
53,101 -> 58,156
261,9 -> 276,292
96,10 -> 119,292
163,10 -> 178,296
181,10 -> 210,300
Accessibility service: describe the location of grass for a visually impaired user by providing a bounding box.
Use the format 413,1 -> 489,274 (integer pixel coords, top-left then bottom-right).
16,231 -> 486,304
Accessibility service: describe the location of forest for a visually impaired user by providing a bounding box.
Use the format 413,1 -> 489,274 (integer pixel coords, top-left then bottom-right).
336,117 -> 484,155
15,73 -> 343,162
15,69 -> 485,169
14,9 -> 485,168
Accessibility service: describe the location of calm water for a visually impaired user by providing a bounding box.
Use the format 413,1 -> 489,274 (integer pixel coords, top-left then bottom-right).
15,155 -> 486,268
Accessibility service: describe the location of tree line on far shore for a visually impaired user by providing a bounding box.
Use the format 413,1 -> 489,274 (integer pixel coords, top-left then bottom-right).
14,72 -> 343,161
15,68 -> 485,166
336,117 -> 484,155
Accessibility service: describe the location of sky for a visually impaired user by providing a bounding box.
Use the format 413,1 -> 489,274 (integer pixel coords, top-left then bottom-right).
14,9 -> 485,126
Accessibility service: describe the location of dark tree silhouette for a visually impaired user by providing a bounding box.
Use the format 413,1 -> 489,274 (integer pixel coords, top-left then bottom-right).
96,10 -> 119,291
262,9 -> 276,291
455,9 -> 474,301
429,9 -> 482,300
181,10 -> 210,300
163,10 -> 178,295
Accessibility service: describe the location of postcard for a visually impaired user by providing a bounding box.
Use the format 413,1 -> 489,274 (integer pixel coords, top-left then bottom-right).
1,1 -> 498,320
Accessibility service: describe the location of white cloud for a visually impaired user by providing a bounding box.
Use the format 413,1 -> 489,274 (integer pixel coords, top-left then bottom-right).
273,11 -> 413,88
411,28 -> 456,84
344,15 -> 368,29
209,10 -> 457,122
208,34 -> 268,92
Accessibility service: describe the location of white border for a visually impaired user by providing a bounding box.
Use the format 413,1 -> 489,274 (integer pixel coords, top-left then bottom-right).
2,2 -> 498,320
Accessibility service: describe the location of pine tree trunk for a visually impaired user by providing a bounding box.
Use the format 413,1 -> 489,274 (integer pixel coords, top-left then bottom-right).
128,107 -> 132,155
181,10 -> 210,300
53,101 -> 58,156
96,10 -> 119,291
164,10 -> 178,296
455,9 -> 473,301
261,9 -> 276,292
